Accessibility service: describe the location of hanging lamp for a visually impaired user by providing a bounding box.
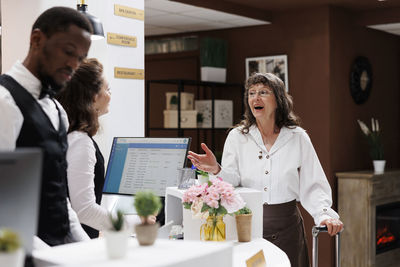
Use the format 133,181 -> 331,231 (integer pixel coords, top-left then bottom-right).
77,0 -> 104,40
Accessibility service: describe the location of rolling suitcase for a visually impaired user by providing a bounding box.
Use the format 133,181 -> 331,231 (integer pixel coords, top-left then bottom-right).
312,226 -> 341,267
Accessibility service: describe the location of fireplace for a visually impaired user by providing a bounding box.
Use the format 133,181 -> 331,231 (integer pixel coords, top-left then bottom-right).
337,170 -> 400,267
376,201 -> 400,254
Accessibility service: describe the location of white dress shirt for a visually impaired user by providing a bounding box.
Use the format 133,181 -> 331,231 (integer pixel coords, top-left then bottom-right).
67,131 -> 111,231
0,61 -> 89,243
218,125 -> 339,226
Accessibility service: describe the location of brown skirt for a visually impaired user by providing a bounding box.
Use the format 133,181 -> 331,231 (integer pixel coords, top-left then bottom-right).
263,200 -> 310,267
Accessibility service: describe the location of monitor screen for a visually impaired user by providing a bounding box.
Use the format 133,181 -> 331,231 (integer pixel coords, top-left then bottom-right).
103,137 -> 191,196
0,148 -> 42,255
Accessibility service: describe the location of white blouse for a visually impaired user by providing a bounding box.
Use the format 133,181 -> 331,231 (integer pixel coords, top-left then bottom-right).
217,125 -> 339,226
67,131 -> 111,231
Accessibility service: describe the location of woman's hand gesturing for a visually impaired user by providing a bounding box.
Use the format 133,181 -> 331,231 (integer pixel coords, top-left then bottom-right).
187,143 -> 220,175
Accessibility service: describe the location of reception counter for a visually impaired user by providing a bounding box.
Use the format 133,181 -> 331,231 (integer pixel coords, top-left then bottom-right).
33,238 -> 290,267
33,186 -> 290,266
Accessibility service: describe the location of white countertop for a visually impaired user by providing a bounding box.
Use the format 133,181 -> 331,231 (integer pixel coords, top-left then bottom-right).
33,238 -> 290,267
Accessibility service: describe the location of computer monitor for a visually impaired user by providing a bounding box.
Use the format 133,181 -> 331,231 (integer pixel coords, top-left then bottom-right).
0,148 -> 42,255
103,137 -> 191,197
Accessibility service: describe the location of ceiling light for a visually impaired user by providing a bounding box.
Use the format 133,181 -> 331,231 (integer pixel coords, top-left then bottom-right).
77,0 -> 104,40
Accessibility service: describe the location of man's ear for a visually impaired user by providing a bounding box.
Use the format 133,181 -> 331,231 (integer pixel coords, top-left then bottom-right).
30,29 -> 45,50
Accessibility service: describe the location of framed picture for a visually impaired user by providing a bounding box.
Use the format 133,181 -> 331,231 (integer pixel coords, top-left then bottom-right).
245,55 -> 289,91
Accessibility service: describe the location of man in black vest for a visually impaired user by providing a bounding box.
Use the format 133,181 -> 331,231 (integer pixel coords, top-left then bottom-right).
0,7 -> 92,246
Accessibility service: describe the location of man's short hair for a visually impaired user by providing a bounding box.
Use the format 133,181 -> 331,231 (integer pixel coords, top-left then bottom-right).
32,6 -> 93,37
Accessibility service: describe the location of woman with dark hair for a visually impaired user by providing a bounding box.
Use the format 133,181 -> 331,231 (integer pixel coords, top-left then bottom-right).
188,73 -> 343,267
57,58 -> 111,238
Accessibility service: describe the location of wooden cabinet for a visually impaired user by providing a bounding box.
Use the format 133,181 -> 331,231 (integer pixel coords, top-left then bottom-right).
336,170 -> 400,267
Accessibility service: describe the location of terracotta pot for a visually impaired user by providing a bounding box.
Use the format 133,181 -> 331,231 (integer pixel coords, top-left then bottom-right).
135,222 -> 159,246
235,214 -> 252,242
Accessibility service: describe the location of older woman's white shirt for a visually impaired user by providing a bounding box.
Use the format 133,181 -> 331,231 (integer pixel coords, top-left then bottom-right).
217,125 -> 339,226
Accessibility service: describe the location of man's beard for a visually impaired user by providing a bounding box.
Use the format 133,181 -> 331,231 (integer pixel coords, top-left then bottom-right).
37,45 -> 65,93
37,70 -> 64,93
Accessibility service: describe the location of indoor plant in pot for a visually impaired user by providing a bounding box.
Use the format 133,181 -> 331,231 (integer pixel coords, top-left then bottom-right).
0,228 -> 24,267
234,207 -> 252,242
103,210 -> 129,259
200,37 -> 227,83
134,190 -> 162,246
192,166 -> 209,185
357,118 -> 385,174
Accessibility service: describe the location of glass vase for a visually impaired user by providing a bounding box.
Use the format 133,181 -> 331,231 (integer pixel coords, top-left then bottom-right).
200,215 -> 226,241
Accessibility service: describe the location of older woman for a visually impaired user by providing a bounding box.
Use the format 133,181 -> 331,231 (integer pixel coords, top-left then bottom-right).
188,73 -> 343,267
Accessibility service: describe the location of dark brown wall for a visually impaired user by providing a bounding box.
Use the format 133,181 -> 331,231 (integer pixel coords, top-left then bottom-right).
330,7 -> 400,172
145,5 -> 400,267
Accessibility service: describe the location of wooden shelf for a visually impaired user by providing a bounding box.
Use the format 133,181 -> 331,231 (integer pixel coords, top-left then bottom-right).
146,79 -> 243,152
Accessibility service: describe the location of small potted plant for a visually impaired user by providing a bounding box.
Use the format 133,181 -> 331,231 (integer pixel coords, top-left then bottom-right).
197,113 -> 204,128
195,168 -> 209,185
200,37 -> 228,83
234,207 -> 252,242
134,190 -> 162,246
169,95 -> 178,110
103,210 -> 129,259
0,229 -> 24,267
357,118 -> 385,173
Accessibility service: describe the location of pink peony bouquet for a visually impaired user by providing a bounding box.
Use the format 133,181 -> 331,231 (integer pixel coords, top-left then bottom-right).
182,178 -> 245,219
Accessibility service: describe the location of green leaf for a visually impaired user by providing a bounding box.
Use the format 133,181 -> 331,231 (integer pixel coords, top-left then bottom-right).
0,229 -> 21,252
195,169 -> 209,177
201,203 -> 211,213
234,206 -> 252,215
110,210 -> 124,231
134,190 -> 162,220
183,202 -> 192,209
216,205 -> 227,216
200,37 -> 227,67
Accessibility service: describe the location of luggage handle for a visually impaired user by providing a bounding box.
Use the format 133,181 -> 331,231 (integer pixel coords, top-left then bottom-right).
312,225 -> 341,267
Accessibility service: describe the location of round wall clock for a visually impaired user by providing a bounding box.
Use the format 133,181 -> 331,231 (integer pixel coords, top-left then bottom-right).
349,56 -> 373,104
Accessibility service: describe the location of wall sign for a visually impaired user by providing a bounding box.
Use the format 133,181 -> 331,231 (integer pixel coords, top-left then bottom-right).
246,249 -> 266,267
114,67 -> 144,80
107,33 -> 137,47
114,4 -> 144,21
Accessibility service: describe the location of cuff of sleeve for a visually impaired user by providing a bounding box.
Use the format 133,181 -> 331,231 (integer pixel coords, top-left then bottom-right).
208,164 -> 222,178
315,207 -> 339,226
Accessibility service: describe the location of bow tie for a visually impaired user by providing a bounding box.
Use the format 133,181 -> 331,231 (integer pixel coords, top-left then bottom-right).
39,86 -> 56,99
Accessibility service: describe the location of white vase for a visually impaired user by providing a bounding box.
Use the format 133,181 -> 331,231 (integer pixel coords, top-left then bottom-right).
0,248 -> 25,267
197,175 -> 209,185
103,230 -> 129,259
373,160 -> 386,174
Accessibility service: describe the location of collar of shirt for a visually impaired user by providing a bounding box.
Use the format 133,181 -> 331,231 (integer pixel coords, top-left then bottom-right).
6,60 -> 42,99
248,125 -> 305,155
